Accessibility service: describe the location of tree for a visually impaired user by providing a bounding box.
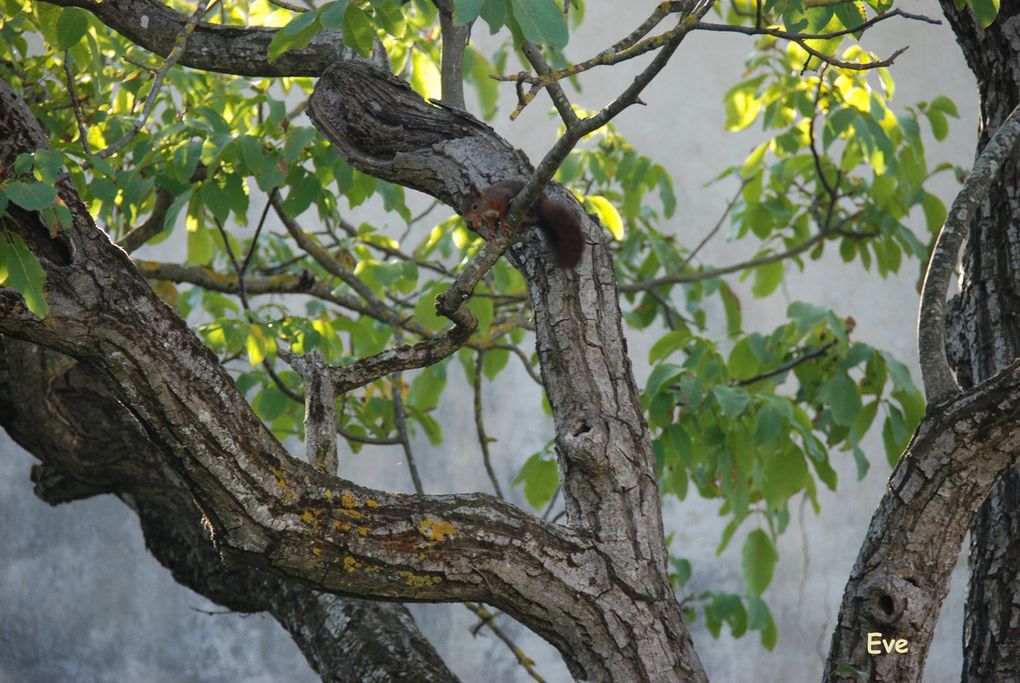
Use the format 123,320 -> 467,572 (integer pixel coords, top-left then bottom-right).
0,0 -> 1013,681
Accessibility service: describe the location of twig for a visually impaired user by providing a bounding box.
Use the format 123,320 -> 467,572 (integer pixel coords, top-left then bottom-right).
520,42 -> 579,129
119,165 -> 207,253
463,603 -> 546,682
732,342 -> 835,386
338,424 -> 401,445
489,343 -> 542,385
473,350 -> 505,498
676,178 -> 749,273
268,0 -> 309,13
697,8 -> 939,42
620,227 -> 832,292
541,484 -> 561,522
391,329 -> 425,494
62,53 -> 91,156
505,0 -> 714,233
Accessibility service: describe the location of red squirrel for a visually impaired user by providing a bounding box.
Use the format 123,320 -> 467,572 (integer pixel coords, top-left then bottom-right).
461,180 -> 584,268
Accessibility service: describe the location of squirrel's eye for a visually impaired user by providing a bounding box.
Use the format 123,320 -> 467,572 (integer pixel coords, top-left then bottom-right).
471,202 -> 479,211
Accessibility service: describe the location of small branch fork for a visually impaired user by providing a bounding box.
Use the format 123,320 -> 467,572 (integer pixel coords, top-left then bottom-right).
497,5 -> 938,121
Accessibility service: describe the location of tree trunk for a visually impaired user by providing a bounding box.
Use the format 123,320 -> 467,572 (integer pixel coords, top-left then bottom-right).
0,337 -> 459,683
940,3 -> 1020,681
0,52 -> 707,680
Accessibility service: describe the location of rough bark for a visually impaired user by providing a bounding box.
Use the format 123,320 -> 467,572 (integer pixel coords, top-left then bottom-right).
0,337 -> 457,683
821,359 -> 1020,682
939,3 -> 1020,681
42,0 -> 352,77
1,52 -> 706,682
822,7 -> 1020,680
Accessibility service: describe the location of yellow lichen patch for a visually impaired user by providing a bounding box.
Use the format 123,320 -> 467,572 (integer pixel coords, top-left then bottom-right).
332,519 -> 353,533
343,555 -> 362,573
357,527 -> 369,537
340,493 -> 358,509
323,489 -> 333,500
337,508 -> 365,520
398,571 -> 443,588
311,546 -> 322,557
301,509 -> 318,525
271,467 -> 295,502
364,498 -> 380,508
418,518 -> 456,542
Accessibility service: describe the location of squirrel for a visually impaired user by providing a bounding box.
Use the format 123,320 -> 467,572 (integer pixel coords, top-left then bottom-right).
461,179 -> 585,268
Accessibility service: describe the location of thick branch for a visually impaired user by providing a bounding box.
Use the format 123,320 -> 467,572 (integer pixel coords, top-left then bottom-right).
917,101 -> 1020,403
41,0 -> 353,77
823,360 -> 1020,681
0,337 -> 457,683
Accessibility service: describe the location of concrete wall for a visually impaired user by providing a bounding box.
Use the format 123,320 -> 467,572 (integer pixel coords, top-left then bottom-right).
1,2 -> 978,681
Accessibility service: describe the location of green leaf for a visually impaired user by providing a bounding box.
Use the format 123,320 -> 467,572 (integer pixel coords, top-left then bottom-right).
454,0 -> 487,23
282,177 -> 321,217
751,261 -> 783,298
742,529 -> 778,596
33,149 -> 65,183
713,385 -> 750,418
253,386 -> 289,421
925,109 -> 949,141
374,0 -> 406,37
201,182 -> 231,223
509,0 -> 568,49
823,373 -> 862,426
647,363 -> 684,397
267,9 -> 322,63
833,1 -> 866,34
721,283 -> 742,337
342,6 -> 377,57
929,95 -> 960,118
3,232 -> 48,317
669,557 -> 692,588
482,348 -> 510,380
466,294 -> 493,334
4,182 -> 56,211
514,451 -> 560,509
478,0 -> 506,33
585,194 -> 624,240
320,0 -> 349,28
55,7 -> 89,48
163,189 -> 192,233
408,362 -> 448,410
968,0 -> 1000,28
762,447 -> 807,510
649,330 -> 691,364
788,301 -> 827,332
753,405 -> 783,445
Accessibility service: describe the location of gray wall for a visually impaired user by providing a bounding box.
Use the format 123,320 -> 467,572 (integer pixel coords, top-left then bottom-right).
1,2 -> 979,681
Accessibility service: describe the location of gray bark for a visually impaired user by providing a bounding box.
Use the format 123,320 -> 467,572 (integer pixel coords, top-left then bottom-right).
939,3 -> 1020,681
0,337 -> 457,683
43,0 -> 353,77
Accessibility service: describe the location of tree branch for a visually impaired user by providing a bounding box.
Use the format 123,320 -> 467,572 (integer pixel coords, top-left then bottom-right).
41,0 -> 353,77
823,359 -> 1020,681
917,101 -> 1020,403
